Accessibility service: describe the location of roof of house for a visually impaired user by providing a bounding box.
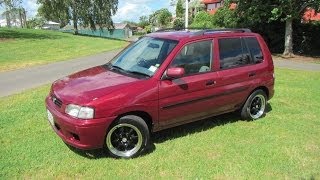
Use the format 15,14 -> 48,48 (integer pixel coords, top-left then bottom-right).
303,8 -> 320,22
45,21 -> 60,25
202,0 -> 222,4
114,23 -> 130,29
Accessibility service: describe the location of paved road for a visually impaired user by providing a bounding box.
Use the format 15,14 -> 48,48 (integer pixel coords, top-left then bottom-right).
0,49 -> 121,98
1,50 -> 320,98
273,59 -> 320,71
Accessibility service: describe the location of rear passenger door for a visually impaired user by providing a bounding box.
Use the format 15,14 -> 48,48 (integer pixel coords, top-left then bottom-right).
216,36 -> 265,110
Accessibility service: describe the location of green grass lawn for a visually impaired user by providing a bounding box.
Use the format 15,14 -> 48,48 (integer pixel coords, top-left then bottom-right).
0,28 -> 128,72
0,68 -> 319,179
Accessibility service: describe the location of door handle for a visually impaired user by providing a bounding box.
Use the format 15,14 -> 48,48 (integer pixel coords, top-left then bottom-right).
206,80 -> 216,86
248,72 -> 256,77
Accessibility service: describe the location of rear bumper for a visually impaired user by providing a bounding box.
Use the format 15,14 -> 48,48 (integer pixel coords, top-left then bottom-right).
268,77 -> 275,100
45,96 -> 115,150
269,88 -> 274,100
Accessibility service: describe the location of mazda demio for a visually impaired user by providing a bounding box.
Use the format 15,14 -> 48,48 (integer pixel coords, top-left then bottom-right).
46,28 -> 274,158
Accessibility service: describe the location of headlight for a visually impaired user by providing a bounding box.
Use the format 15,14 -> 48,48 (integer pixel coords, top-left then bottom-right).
65,104 -> 94,119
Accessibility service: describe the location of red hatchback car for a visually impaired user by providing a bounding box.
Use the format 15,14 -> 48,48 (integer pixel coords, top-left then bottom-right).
46,28 -> 274,158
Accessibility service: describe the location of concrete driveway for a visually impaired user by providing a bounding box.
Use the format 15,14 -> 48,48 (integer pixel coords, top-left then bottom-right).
0,50 -> 320,98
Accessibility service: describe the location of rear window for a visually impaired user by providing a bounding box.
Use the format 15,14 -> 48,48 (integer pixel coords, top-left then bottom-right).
218,38 -> 250,69
244,37 -> 263,63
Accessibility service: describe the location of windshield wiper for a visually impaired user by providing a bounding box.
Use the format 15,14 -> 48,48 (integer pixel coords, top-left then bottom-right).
108,64 -> 150,78
127,70 -> 151,77
109,65 -> 125,72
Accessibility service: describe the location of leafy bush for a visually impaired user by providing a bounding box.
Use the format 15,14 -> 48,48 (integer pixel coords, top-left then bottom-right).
190,11 -> 216,28
212,8 -> 238,28
173,18 -> 185,29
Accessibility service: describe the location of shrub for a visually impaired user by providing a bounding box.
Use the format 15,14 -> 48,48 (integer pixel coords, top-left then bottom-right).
190,11 -> 216,28
173,18 -> 185,29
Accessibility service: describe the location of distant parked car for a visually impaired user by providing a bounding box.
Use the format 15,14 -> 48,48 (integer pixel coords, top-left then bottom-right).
46,28 -> 275,158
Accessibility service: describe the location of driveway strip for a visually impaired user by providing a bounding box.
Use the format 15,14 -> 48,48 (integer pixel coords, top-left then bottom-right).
0,49 -> 121,98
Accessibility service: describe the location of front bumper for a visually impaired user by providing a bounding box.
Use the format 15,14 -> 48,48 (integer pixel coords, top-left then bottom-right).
45,96 -> 116,150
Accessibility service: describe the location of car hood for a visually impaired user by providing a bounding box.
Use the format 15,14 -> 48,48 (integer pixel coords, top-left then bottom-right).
52,66 -> 141,104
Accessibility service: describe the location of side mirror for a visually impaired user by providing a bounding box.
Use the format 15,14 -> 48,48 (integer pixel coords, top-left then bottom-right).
166,67 -> 185,79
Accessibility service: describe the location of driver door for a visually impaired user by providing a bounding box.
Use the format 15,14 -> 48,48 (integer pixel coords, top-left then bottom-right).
158,39 -> 224,127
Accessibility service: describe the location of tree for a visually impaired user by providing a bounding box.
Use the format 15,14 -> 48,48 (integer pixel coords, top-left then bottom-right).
158,9 -> 172,27
222,0 -> 320,56
138,16 -> 149,28
269,0 -> 320,56
190,11 -> 215,28
38,0 -> 70,28
176,0 -> 184,18
212,4 -> 239,28
38,0 -> 118,35
1,0 -> 23,28
189,0 -> 204,16
26,16 -> 45,29
149,8 -> 172,28
173,17 -> 184,29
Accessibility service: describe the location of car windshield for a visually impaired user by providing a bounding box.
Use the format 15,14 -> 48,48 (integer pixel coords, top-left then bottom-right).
108,37 -> 178,78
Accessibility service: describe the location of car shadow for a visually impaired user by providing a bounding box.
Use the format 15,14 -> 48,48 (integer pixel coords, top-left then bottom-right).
67,103 -> 273,159
152,103 -> 272,147
65,144 -> 106,159
152,112 -> 241,144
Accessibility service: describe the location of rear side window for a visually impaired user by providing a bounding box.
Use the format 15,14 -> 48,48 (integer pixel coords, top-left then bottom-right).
218,38 -> 250,69
244,37 -> 263,63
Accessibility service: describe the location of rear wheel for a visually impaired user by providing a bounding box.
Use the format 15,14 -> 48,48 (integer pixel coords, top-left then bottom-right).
241,90 -> 267,120
105,115 -> 149,158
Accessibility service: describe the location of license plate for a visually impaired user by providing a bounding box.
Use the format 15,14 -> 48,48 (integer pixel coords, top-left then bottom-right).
47,109 -> 54,126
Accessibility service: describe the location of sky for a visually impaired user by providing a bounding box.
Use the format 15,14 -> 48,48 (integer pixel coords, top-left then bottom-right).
0,0 -> 174,23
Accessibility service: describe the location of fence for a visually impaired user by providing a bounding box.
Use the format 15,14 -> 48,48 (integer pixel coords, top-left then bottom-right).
61,29 -> 129,39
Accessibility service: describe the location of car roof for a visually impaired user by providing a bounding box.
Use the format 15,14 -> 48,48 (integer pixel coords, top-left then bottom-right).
146,28 -> 256,41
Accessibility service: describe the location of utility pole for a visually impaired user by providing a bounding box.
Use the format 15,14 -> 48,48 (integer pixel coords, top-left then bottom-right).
185,0 -> 189,29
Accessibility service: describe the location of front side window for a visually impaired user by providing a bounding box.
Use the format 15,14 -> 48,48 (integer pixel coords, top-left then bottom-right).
109,37 -> 178,77
170,40 -> 213,75
218,38 -> 250,69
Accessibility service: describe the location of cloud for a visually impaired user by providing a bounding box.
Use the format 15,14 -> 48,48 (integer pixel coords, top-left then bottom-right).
23,0 -> 39,18
112,0 -> 174,22
113,2 -> 152,22
0,0 -> 172,22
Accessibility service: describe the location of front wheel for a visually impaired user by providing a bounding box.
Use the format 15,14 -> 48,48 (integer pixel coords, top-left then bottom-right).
105,115 -> 150,158
241,89 -> 267,120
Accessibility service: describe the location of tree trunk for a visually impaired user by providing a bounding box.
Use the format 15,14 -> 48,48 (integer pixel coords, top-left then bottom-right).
72,1 -> 79,35
283,18 -> 294,57
73,19 -> 78,35
23,9 -> 27,28
19,9 -> 23,28
5,7 -> 11,28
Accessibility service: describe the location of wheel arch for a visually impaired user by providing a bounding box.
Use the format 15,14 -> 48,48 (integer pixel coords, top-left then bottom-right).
251,86 -> 269,99
114,111 -> 153,132
241,86 -> 269,109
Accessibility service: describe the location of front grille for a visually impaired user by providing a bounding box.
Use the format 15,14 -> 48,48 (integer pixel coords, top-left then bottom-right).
52,95 -> 63,108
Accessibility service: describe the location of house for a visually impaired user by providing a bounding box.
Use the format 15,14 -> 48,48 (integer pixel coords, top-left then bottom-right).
201,0 -> 320,22
201,0 -> 236,14
202,0 -> 224,14
42,21 -> 60,30
303,8 -> 320,22
114,23 -> 133,38
0,19 -> 22,27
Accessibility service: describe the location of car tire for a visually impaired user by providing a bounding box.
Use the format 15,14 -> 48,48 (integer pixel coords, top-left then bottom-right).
105,115 -> 150,158
241,89 -> 267,120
